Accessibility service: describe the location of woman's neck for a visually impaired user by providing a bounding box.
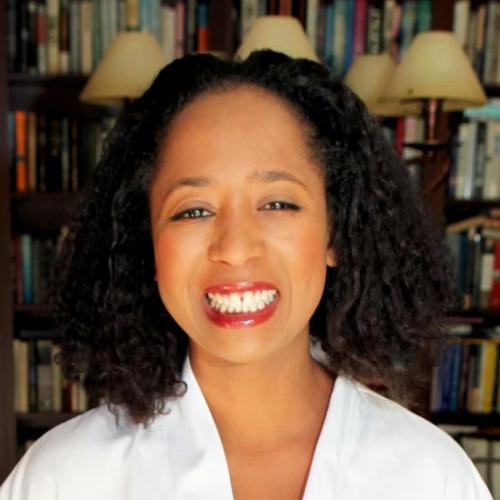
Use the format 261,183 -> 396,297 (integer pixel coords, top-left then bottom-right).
188,335 -> 335,453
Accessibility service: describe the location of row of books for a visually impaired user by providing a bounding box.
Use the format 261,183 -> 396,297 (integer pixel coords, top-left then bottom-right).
12,231 -> 66,306
7,110 -> 115,193
13,337 -> 88,413
446,216 -> 500,311
5,0 -> 210,75
431,332 -> 500,414
453,0 -> 500,86
308,0 -> 432,75
448,112 -> 500,201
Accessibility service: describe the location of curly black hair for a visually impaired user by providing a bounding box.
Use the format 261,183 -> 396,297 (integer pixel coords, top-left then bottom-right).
51,50 -> 458,424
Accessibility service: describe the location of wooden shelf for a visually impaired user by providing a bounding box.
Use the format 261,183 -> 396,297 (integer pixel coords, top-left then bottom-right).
485,84 -> 500,97
447,309 -> 500,326
445,198 -> 500,222
6,73 -> 105,114
432,412 -> 500,428
11,192 -> 78,233
16,412 -> 79,430
14,305 -> 55,331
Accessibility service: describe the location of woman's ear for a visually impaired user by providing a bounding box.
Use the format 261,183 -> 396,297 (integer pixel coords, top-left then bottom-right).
326,246 -> 337,268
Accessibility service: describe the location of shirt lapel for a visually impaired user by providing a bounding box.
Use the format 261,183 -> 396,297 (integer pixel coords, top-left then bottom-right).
163,355 -> 234,500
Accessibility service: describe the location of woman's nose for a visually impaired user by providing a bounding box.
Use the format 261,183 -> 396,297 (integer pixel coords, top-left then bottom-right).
207,210 -> 265,266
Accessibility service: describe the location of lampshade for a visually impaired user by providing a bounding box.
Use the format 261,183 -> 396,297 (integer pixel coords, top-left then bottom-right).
234,16 -> 319,62
344,53 -> 420,116
80,32 -> 167,106
379,31 -> 487,112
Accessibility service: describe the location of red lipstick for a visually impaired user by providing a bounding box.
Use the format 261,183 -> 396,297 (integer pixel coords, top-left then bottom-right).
202,281 -> 280,329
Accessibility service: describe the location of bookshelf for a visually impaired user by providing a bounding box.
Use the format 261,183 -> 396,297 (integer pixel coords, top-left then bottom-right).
0,0 -> 499,485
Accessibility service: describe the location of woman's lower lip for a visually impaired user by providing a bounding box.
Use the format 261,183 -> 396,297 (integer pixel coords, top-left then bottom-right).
202,296 -> 279,328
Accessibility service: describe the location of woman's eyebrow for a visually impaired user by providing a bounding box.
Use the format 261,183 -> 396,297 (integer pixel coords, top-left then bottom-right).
164,170 -> 307,201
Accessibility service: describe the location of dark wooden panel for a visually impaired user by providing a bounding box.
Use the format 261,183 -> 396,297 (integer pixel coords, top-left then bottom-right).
0,0 -> 18,482
11,192 -> 79,233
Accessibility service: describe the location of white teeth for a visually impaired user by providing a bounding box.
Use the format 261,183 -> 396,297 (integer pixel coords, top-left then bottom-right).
206,289 -> 278,314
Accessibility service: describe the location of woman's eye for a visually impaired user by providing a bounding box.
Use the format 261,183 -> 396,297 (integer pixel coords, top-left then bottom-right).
170,208 -> 212,221
262,201 -> 301,211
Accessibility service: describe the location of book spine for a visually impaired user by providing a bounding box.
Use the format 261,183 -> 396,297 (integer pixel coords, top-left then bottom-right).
352,0 -> 367,57
27,0 -> 38,74
52,344 -> 63,411
161,3 -> 176,63
13,340 -> 29,413
6,0 -> 17,71
306,0 -> 319,52
69,0 -> 80,73
489,240 -> 500,309
37,0 -> 48,75
174,0 -> 185,59
185,0 -> 197,54
126,0 -> 140,30
21,234 -> 33,305
415,0 -> 431,33
366,0 -> 383,55
80,0 -> 93,74
332,0 -> 347,75
59,0 -> 70,73
482,121 -> 500,200
482,1 -> 498,84
46,0 -> 60,74
36,340 -> 53,411
196,1 -> 209,52
14,110 -> 28,193
27,112 -> 37,191
453,0 -> 470,48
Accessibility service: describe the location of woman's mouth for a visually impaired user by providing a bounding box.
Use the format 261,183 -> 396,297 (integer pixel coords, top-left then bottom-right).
202,284 -> 280,328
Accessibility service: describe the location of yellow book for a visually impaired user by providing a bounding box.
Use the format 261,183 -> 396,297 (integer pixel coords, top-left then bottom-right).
479,340 -> 498,413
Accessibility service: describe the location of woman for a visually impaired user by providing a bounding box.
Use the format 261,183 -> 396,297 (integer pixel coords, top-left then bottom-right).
0,51 -> 492,499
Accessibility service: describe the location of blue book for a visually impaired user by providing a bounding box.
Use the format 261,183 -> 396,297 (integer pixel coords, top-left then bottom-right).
21,234 -> 33,305
324,2 -> 334,69
344,0 -> 355,72
449,343 -> 464,412
439,345 -> 454,412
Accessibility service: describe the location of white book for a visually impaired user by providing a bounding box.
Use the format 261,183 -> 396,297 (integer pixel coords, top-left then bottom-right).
483,1 -> 498,84
462,121 -> 479,200
240,0 -> 259,39
51,345 -> 62,412
80,0 -> 93,74
453,0 -> 470,48
162,4 -> 176,64
109,0 -> 118,46
483,121 -> 500,200
306,0 -> 319,52
47,0 -> 60,74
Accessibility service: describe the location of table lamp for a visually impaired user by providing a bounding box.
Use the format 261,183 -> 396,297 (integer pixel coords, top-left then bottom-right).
344,53 -> 420,116
379,31 -> 486,147
377,31 -> 487,195
80,32 -> 167,106
234,16 -> 319,62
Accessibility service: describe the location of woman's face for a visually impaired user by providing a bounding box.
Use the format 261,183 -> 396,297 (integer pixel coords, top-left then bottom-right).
149,86 -> 336,365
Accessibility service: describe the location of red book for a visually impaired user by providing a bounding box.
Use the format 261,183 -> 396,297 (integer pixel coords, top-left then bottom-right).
394,117 -> 405,156
353,0 -> 367,57
14,110 -> 28,192
489,240 -> 500,309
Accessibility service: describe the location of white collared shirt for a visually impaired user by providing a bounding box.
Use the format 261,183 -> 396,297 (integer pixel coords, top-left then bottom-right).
0,355 -> 492,499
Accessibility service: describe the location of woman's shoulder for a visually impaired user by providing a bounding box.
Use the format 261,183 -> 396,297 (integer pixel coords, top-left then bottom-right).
336,375 -> 492,498
0,405 -> 143,500
343,375 -> 469,458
